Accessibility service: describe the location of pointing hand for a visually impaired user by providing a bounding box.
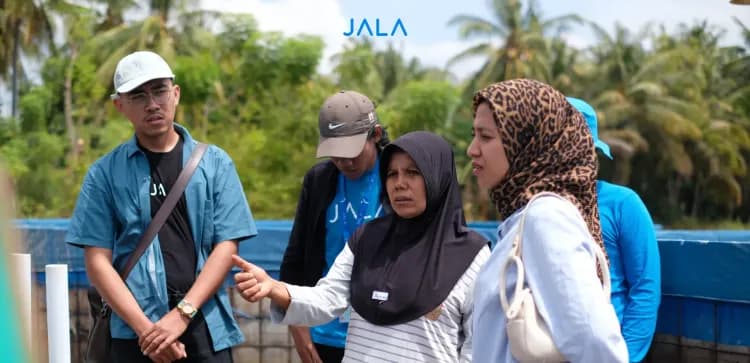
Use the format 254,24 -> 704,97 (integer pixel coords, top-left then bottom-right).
232,255 -> 274,302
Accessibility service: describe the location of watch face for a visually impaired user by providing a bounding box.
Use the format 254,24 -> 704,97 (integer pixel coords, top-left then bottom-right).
179,301 -> 196,316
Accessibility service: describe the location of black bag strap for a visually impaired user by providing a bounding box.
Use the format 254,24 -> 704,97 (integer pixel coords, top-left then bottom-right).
119,142 -> 208,280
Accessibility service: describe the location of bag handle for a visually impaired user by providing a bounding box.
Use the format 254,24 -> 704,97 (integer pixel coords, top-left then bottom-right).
499,192 -> 611,315
119,142 -> 208,280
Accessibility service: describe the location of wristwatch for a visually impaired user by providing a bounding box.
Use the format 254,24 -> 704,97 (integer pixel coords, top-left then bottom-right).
177,299 -> 198,320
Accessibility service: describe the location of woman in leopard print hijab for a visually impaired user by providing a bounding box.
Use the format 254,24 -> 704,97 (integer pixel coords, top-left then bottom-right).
473,78 -> 603,250
469,79 -> 627,363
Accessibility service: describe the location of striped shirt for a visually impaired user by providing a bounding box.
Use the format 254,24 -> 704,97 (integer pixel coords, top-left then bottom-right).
271,244 -> 491,362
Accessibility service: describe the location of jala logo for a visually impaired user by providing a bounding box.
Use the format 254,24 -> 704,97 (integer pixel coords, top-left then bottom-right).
344,18 -> 408,37
150,183 -> 166,197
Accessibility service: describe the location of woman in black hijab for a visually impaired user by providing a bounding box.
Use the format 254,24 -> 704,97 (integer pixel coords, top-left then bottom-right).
233,131 -> 490,362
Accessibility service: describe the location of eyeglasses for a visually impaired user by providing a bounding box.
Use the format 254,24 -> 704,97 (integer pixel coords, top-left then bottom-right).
116,86 -> 173,107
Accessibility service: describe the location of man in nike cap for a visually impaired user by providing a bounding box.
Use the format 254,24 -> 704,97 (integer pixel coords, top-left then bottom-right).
280,90 -> 390,363
316,90 -> 383,158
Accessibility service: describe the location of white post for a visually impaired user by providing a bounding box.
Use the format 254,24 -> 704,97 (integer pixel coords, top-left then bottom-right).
45,264 -> 70,363
11,253 -> 32,350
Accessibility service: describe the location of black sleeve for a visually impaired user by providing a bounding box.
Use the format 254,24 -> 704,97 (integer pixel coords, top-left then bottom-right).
279,168 -> 314,285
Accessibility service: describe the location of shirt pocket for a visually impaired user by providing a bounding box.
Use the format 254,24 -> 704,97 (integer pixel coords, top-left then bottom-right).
112,179 -> 144,228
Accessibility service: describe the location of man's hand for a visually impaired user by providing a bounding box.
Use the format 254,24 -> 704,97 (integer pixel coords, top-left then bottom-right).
290,326 -> 323,363
232,255 -> 275,302
147,341 -> 187,363
139,309 -> 190,356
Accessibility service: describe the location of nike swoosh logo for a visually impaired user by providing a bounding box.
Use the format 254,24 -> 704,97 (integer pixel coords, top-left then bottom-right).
328,123 -> 345,130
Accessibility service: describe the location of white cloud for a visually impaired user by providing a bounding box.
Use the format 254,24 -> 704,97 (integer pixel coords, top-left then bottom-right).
546,0 -> 749,47
200,0 -> 348,74
558,33 -> 593,50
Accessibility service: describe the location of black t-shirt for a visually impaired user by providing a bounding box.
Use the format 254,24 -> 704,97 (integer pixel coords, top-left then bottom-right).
140,136 -> 197,294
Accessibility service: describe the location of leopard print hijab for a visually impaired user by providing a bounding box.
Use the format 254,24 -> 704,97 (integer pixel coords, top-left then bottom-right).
472,79 -> 604,250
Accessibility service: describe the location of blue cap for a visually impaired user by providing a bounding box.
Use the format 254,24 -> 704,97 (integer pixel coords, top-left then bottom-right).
566,97 -> 613,160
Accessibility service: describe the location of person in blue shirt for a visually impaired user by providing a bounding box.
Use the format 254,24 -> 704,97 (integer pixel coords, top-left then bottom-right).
567,97 -> 662,363
66,51 -> 257,363
278,90 -> 390,363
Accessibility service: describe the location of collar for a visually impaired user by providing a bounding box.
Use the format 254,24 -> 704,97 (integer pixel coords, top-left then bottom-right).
125,123 -> 193,158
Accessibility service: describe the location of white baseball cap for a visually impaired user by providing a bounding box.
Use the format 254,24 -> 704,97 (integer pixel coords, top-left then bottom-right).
112,51 -> 175,95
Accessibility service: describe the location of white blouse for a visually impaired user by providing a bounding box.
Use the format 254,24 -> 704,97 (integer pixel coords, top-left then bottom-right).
271,244 -> 491,362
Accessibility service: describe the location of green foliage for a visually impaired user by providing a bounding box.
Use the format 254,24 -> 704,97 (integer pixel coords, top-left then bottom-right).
173,54 -> 220,105
239,33 -> 324,90
379,80 -> 461,137
1,131 -> 72,216
206,82 -> 331,218
73,54 -> 108,106
18,87 -> 55,132
332,38 -> 383,99
1,0 -> 749,230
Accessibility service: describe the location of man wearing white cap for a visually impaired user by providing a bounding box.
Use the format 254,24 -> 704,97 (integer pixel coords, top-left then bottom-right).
567,97 -> 661,363
67,51 -> 257,362
279,90 -> 390,363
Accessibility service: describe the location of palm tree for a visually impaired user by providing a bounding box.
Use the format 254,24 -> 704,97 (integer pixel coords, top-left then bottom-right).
0,0 -> 56,117
581,22 -> 707,221
447,0 -> 581,89
330,38 -> 384,100
724,18 -> 750,116
592,21 -> 750,221
669,23 -> 750,218
447,0 -> 582,219
330,39 -> 448,102
92,0 -> 135,31
55,2 -> 98,163
85,0 -> 213,90
372,42 -> 452,99
545,37 -> 588,92
588,23 -> 701,172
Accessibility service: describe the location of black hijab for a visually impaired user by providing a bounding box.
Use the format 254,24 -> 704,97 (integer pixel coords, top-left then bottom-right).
348,131 -> 487,326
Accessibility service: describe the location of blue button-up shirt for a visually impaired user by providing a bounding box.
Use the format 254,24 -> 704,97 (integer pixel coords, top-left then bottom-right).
66,124 -> 257,351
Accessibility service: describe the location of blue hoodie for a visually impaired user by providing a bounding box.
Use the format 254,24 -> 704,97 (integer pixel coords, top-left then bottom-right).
597,180 -> 662,362
567,96 -> 662,362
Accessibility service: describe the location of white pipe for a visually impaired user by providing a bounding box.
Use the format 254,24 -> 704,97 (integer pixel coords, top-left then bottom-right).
11,253 -> 31,350
45,264 -> 70,363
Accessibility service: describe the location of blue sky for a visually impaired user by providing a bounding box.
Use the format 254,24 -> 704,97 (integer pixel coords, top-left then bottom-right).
1,0 -> 748,116
336,0 -> 748,45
